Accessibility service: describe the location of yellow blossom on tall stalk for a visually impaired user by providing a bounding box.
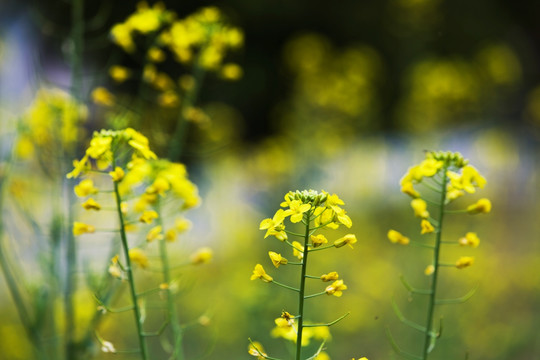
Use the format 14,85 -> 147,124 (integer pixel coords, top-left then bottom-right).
387,151 -> 492,360
250,189 -> 355,360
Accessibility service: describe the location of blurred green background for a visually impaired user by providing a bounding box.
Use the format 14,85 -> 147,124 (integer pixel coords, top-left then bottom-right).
0,0 -> 539,359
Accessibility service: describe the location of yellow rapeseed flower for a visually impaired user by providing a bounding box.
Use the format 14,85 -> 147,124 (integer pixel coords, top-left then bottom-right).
82,198 -> 101,211
292,241 -> 304,260
455,256 -> 474,269
387,229 -> 410,245
91,87 -> 115,106
109,65 -> 131,83
320,271 -> 339,282
220,63 -> 243,80
268,251 -> 288,268
424,265 -> 435,276
325,280 -> 347,297
411,198 -> 429,218
310,234 -> 328,247
175,217 -> 192,233
333,234 -> 357,248
259,209 -> 287,241
467,198 -> 492,214
420,219 -> 435,234
129,248 -> 149,268
73,222 -> 95,236
191,247 -> 213,264
74,179 -> 98,197
250,264 -> 273,282
459,232 -> 480,247
139,210 -> 158,224
287,199 -> 311,223
109,167 -> 125,182
146,225 -> 163,242
248,341 -> 267,359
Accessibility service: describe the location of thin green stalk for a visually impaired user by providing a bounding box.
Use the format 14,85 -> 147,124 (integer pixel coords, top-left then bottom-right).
422,163 -> 449,359
112,164 -> 149,359
295,211 -> 311,360
155,199 -> 185,360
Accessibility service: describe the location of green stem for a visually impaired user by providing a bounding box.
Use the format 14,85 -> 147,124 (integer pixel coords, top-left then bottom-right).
295,212 -> 311,360
422,164 -> 449,359
112,164 -> 149,359
155,199 -> 185,360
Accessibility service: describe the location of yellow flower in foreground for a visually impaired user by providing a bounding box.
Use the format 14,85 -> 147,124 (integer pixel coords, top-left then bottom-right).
325,279 -> 347,297
411,198 -> 429,218
191,247 -> 213,264
73,222 -> 95,236
455,256 -> 474,269
82,198 -> 101,211
109,167 -> 125,182
248,341 -> 267,359
467,198 -> 492,214
139,210 -> 158,224
129,248 -> 149,269
260,209 -> 287,241
334,234 -> 357,248
310,234 -> 328,247
320,271 -> 339,282
420,219 -> 435,234
387,229 -> 409,245
268,251 -> 288,268
292,241 -> 304,259
74,179 -> 98,197
251,264 -> 273,282
91,87 -> 115,106
287,200 -> 311,223
459,232 -> 480,247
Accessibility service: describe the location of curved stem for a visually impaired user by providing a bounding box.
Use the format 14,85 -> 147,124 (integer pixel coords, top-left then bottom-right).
112,163 -> 149,359
422,163 -> 449,359
295,212 -> 311,360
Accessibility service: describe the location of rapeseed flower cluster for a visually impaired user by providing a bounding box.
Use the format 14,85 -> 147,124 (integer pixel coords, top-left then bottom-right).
389,151 -> 490,270
251,190 -> 356,359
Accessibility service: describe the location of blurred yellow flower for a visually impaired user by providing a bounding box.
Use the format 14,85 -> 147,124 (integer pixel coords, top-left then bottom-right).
191,247 -> 213,264
310,234 -> 328,247
165,229 -> 177,242
424,265 -> 435,276
387,229 -> 410,245
325,280 -> 347,297
292,241 -> 304,260
109,167 -> 125,182
81,198 -> 101,211
148,46 -> 166,62
146,225 -> 163,242
175,217 -> 192,233
110,23 -> 135,52
73,222 -> 95,236
250,264 -> 273,282
459,232 -> 480,247
109,65 -> 131,83
467,198 -> 492,214
220,63 -> 243,80
74,179 -> 98,197
129,248 -> 149,269
411,198 -> 429,218
456,256 -> 474,269
139,210 -> 158,223
248,341 -> 267,359
91,87 -> 116,106
420,219 -> 434,234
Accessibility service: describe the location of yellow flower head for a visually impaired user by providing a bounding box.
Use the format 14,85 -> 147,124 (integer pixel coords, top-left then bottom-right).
82,198 -> 101,211
459,232 -> 480,247
420,219 -> 435,234
387,229 -> 410,245
260,209 -> 287,241
91,87 -> 115,107
73,222 -> 95,236
467,198 -> 492,214
109,167 -> 125,182
333,234 -> 357,249
320,271 -> 339,282
74,179 -> 98,197
286,199 -> 311,223
268,251 -> 288,268
175,217 -> 192,233
191,247 -> 213,264
310,234 -> 328,248
139,210 -> 159,224
325,279 -> 347,297
456,256 -> 474,269
109,65 -> 131,83
411,198 -> 429,219
250,264 -> 273,282
129,248 -> 149,269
